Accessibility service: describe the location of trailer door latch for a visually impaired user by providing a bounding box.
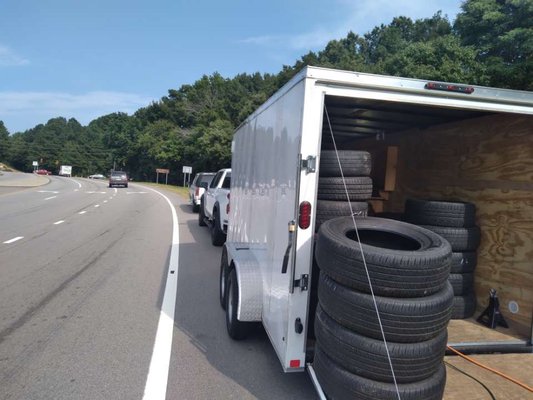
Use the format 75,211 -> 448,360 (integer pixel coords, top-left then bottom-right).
301,156 -> 316,174
294,274 -> 309,291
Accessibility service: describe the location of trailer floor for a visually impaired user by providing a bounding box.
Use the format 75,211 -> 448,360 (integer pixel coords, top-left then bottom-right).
444,319 -> 532,399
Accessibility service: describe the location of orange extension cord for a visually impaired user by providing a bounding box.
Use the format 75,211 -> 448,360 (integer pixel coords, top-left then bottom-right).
446,345 -> 533,393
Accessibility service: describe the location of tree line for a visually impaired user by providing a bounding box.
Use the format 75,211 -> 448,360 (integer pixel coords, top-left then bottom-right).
1,0 -> 531,183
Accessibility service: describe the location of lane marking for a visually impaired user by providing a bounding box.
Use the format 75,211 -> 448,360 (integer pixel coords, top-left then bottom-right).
126,192 -> 147,195
74,189 -> 79,192
44,196 -> 57,200
142,186 -> 180,400
79,211 -> 87,215
37,190 -> 59,194
94,204 -> 100,208
54,220 -> 65,225
3,236 -> 24,244
67,178 -> 82,188
103,200 -> 108,203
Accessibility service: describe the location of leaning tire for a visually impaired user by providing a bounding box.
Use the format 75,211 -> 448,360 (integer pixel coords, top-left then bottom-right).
317,177 -> 373,201
450,252 -> 477,273
420,225 -> 481,252
319,150 -> 372,177
448,273 -> 475,295
315,305 -> 447,383
451,292 -> 477,319
226,269 -> 254,340
316,200 -> 368,230
318,272 -> 453,343
315,217 -> 452,297
313,346 -> 447,400
405,199 -> 476,228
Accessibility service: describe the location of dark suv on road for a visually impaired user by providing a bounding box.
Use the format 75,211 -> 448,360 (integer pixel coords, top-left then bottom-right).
109,171 -> 128,188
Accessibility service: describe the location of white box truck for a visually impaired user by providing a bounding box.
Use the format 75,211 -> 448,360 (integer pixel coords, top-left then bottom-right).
59,165 -> 72,177
219,66 -> 533,398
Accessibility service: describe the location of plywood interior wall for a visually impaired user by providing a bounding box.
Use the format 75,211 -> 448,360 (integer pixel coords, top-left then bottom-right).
353,113 -> 533,336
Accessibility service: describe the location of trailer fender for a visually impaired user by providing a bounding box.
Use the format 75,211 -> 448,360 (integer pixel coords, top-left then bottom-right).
225,243 -> 263,322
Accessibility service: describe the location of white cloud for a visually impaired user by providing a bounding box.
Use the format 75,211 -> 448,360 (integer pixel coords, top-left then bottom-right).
0,91 -> 155,133
240,0 -> 461,52
0,45 -> 29,66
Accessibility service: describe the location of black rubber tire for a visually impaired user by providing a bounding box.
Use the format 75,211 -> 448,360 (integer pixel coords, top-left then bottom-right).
313,346 -> 447,400
319,150 -> 372,177
125,184 -> 128,188
219,247 -> 229,310
225,269 -> 253,340
192,203 -> 200,213
211,207 -> 226,246
450,251 -> 477,273
315,217 -> 452,297
318,272 -> 453,343
317,176 -> 373,201
451,292 -> 477,319
314,304 -> 447,383
198,196 -> 207,227
420,225 -> 481,252
315,200 -> 368,230
448,273 -> 475,296
374,212 -> 405,221
405,199 -> 476,228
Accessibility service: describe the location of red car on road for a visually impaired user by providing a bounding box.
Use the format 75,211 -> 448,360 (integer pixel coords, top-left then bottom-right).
35,169 -> 51,175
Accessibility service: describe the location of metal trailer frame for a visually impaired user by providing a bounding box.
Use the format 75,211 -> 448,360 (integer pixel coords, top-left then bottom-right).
223,66 -> 533,393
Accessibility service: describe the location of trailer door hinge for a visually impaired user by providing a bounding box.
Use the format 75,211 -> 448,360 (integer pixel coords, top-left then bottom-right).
301,156 -> 316,174
294,274 -> 309,291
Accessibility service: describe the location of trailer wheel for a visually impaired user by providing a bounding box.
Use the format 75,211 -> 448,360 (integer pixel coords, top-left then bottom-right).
211,207 -> 226,246
319,150 -> 372,177
405,199 -> 476,228
451,292 -> 477,319
315,305 -> 447,383
448,273 -> 475,295
313,345 -> 446,400
315,217 -> 452,297
419,225 -> 481,252
317,176 -> 373,201
318,272 -> 453,343
226,269 -> 253,340
219,247 -> 229,310
316,200 -> 368,230
198,196 -> 207,227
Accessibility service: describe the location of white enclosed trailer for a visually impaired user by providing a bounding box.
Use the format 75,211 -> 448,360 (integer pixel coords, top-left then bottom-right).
220,66 -> 533,394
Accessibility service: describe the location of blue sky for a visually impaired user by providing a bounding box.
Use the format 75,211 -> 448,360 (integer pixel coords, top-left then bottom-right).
0,0 -> 463,133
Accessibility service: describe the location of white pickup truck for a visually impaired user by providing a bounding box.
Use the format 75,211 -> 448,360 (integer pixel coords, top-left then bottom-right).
199,168 -> 231,246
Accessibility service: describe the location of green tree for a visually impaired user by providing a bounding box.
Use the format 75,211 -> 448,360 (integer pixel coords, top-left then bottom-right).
0,121 -> 10,162
454,0 -> 533,89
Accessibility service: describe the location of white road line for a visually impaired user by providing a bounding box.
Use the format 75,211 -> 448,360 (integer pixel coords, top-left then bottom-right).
37,190 -> 59,194
94,204 -> 100,208
109,197 -> 113,200
79,211 -> 87,215
44,196 -> 57,200
3,236 -> 24,244
142,186 -> 180,400
103,200 -> 108,203
68,178 -> 82,188
53,220 -> 65,225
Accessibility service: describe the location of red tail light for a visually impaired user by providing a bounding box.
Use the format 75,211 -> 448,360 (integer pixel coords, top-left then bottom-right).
195,187 -> 200,196
299,201 -> 311,229
226,193 -> 230,214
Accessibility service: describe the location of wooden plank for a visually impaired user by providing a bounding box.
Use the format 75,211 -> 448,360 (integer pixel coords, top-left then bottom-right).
384,146 -> 398,191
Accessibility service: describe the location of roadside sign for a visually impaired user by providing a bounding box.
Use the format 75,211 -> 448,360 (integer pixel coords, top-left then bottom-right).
156,168 -> 170,174
182,166 -> 192,174
32,161 -> 38,166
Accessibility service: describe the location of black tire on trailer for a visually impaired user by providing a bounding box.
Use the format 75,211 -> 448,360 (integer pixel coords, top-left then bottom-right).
450,251 -> 477,273
198,196 -> 207,227
318,272 -> 453,343
373,212 -> 405,221
211,206 -> 226,246
315,217 -> 452,297
192,202 -> 200,213
313,345 -> 447,400
315,200 -> 368,230
225,269 -> 254,340
319,150 -> 372,177
448,273 -> 475,296
451,292 -> 477,319
420,225 -> 481,252
314,304 -> 447,383
317,176 -> 373,201
404,198 -> 476,228
219,246 -> 229,310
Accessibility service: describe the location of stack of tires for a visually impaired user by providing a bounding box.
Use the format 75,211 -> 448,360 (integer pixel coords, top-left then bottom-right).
404,199 -> 480,319
316,150 -> 373,230
313,216 -> 453,400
